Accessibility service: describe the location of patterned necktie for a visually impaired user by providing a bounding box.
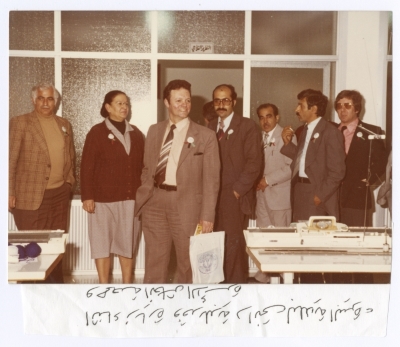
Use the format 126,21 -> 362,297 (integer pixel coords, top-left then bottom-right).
263,132 -> 269,149
217,120 -> 225,140
154,124 -> 176,186
292,125 -> 308,178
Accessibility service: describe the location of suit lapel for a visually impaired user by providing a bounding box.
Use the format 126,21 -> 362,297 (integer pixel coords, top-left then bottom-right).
305,118 -> 325,168
346,120 -> 363,159
222,113 -> 240,149
54,116 -> 69,167
178,120 -> 199,169
29,113 -> 50,158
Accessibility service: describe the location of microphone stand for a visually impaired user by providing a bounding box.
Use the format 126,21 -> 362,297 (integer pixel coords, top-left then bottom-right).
357,125 -> 386,230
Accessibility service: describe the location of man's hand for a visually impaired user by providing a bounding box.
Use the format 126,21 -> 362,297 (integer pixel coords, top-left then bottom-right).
256,177 -> 268,192
8,196 -> 16,210
281,126 -> 294,145
83,199 -> 95,213
200,220 -> 214,233
233,190 -> 240,199
314,195 -> 322,206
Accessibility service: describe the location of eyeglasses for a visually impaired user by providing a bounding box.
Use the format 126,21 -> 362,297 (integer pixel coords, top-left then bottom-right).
335,102 -> 354,110
213,98 -> 232,106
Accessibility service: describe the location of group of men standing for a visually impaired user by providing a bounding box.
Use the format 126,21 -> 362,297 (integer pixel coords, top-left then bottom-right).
9,80 -> 388,284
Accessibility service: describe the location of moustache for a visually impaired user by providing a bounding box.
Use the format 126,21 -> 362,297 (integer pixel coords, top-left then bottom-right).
296,112 -> 300,117
217,108 -> 227,112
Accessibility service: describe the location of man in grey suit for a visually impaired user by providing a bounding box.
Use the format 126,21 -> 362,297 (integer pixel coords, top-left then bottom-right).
281,89 -> 346,222
209,84 -> 262,283
256,103 -> 296,228
134,80 -> 220,284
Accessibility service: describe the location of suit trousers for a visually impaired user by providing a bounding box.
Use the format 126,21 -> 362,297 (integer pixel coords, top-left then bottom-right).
340,207 -> 371,227
12,182 -> 71,283
142,188 -> 194,284
293,181 -> 339,222
256,191 -> 291,227
214,186 -> 248,284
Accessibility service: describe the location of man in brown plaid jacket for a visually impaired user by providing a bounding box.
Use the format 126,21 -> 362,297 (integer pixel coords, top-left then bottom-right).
9,82 -> 75,283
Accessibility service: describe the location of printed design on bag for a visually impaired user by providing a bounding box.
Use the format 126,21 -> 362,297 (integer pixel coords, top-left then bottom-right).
197,248 -> 218,274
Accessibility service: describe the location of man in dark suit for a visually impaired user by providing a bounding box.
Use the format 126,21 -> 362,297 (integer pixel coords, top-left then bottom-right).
135,80 -> 220,284
209,84 -> 262,283
281,89 -> 346,222
335,90 -> 387,226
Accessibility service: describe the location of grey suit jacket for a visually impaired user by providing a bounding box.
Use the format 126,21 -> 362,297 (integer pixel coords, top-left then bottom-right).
259,124 -> 296,210
209,113 -> 262,215
281,117 -> 346,204
134,118 -> 220,227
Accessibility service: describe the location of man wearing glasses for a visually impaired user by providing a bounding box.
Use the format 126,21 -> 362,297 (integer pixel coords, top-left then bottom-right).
208,84 -> 262,283
335,90 -> 387,227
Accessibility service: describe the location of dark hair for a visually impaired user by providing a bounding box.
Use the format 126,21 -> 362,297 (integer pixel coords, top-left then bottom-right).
100,90 -> 127,118
297,89 -> 328,118
202,101 -> 218,122
212,84 -> 237,101
163,80 -> 191,102
335,90 -> 362,114
257,103 -> 279,117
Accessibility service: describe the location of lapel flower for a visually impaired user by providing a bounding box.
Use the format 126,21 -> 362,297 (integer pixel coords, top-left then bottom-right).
357,132 -> 365,140
108,132 -> 116,144
311,132 -> 320,143
61,126 -> 68,136
227,129 -> 234,140
268,138 -> 276,147
184,136 -> 195,148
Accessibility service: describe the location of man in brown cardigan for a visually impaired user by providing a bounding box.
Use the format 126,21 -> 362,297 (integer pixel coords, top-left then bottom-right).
9,82 -> 75,283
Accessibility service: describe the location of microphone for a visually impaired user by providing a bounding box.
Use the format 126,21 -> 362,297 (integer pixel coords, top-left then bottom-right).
357,125 -> 386,140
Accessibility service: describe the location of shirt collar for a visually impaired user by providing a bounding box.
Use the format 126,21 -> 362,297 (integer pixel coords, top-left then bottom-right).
340,117 -> 359,133
169,116 -> 189,132
218,112 -> 234,130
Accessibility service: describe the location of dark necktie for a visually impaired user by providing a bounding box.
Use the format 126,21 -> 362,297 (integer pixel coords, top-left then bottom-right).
217,120 -> 225,140
341,126 -> 347,154
154,124 -> 176,186
292,125 -> 308,178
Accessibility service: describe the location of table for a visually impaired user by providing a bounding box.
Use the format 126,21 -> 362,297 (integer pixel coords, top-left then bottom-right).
247,247 -> 392,284
8,254 -> 63,283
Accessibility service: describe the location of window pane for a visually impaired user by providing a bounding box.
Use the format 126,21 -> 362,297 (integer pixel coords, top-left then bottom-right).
62,58 -> 151,194
9,11 -> 54,51
251,11 -> 337,55
61,11 -> 151,52
388,12 -> 392,55
250,67 -> 326,129
158,11 -> 245,54
9,57 -> 55,118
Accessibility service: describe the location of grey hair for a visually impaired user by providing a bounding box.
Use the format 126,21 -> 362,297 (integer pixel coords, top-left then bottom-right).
31,83 -> 60,102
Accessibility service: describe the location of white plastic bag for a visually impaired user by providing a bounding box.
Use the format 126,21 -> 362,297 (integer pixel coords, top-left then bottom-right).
189,231 -> 225,284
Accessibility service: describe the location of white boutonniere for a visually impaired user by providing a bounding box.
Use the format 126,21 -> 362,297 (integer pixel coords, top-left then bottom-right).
227,129 -> 234,140
356,132 -> 365,140
108,133 -> 116,144
185,136 -> 195,148
268,138 -> 276,147
311,132 -> 320,143
61,126 -> 68,136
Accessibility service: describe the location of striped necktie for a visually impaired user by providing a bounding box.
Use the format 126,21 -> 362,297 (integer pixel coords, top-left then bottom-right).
154,124 -> 176,186
217,120 -> 225,140
263,132 -> 269,148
